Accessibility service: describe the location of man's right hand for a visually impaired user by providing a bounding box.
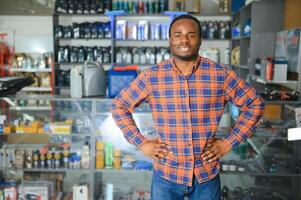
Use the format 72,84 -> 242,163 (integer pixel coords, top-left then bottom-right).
139,138 -> 172,161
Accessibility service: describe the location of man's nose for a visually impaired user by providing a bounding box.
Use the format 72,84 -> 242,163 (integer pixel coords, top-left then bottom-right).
180,35 -> 189,43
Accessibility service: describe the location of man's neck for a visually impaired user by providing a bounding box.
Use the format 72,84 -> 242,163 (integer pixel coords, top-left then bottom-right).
173,57 -> 198,76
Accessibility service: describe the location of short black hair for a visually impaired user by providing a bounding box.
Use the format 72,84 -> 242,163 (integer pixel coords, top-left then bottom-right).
169,14 -> 202,38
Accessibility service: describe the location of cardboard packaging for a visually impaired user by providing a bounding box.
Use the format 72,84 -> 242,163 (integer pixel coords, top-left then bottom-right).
73,185 -> 89,200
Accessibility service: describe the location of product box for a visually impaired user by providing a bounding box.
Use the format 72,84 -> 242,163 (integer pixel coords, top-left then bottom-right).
231,0 -> 245,14
275,28 -> 301,73
284,104 -> 301,127
116,20 -> 127,40
108,70 -> 137,98
0,189 -> 3,200
4,187 -> 17,200
18,181 -> 53,200
3,125 -> 15,134
263,104 -> 281,120
50,123 -> 71,134
73,185 -> 88,200
273,59 -> 288,81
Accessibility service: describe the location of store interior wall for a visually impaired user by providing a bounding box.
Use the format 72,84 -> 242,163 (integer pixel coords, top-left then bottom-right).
0,0 -> 54,16
0,16 -> 53,53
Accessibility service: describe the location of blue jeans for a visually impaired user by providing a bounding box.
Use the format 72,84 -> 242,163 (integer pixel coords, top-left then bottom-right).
151,171 -> 221,200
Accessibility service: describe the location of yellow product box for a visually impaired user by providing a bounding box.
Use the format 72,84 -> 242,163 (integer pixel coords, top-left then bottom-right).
96,160 -> 104,169
51,123 -> 71,134
264,104 -> 281,120
16,125 -> 25,134
65,119 -> 73,126
96,141 -> 104,151
3,125 -> 16,134
31,121 -> 43,129
38,127 -> 45,134
23,127 -> 38,134
96,151 -> 104,157
23,127 -> 32,134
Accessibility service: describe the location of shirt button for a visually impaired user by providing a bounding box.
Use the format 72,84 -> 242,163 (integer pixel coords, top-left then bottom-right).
188,143 -> 192,147
190,158 -> 193,161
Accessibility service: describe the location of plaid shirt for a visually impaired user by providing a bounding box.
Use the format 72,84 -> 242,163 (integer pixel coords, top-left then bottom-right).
111,56 -> 264,186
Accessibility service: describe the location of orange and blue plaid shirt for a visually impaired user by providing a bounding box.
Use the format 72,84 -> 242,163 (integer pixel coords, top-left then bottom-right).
111,56 -> 264,186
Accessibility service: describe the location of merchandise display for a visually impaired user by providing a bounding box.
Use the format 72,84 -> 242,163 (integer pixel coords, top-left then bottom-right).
54,21 -> 111,39
112,0 -> 168,14
55,0 -> 110,14
115,46 -> 170,65
1,0 -> 301,199
200,21 -> 231,39
56,45 -> 111,64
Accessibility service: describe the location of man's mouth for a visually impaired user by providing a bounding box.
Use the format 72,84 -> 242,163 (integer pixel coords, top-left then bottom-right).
178,46 -> 191,52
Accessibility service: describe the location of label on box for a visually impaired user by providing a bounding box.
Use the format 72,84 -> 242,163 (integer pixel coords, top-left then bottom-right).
73,185 -> 88,200
288,127 -> 301,141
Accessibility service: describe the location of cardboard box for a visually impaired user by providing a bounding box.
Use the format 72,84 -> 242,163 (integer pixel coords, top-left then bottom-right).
263,104 -> 281,120
4,187 -> 17,200
3,125 -> 15,134
73,185 -> 89,200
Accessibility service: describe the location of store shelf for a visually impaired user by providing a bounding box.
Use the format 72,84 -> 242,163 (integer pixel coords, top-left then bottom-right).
57,38 -> 111,46
248,172 -> 301,177
22,87 -> 52,92
9,68 -> 52,73
5,133 -> 91,137
55,38 -> 111,40
241,35 -> 251,39
93,168 -> 300,177
56,63 -> 112,71
54,13 -> 107,17
115,14 -> 231,21
94,169 -> 152,173
250,75 -> 298,90
9,106 -> 51,111
232,65 -> 249,70
9,168 -> 91,172
232,37 -> 241,41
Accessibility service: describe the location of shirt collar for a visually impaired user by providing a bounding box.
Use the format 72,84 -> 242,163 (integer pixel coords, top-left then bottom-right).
168,56 -> 202,75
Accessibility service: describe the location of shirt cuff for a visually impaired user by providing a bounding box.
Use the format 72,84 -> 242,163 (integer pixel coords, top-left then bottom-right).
224,133 -> 242,149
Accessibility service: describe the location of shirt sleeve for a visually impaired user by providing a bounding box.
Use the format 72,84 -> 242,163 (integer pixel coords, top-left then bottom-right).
223,67 -> 265,148
111,70 -> 150,148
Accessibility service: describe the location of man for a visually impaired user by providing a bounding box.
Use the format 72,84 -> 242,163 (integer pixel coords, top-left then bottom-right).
111,14 -> 264,200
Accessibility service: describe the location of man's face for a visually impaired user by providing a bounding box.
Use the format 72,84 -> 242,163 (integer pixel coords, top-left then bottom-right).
169,18 -> 202,61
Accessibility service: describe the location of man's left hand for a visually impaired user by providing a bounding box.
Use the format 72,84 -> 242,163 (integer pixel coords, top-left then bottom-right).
201,139 -> 232,162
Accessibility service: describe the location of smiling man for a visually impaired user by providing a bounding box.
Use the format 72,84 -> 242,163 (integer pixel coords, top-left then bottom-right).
111,15 -> 264,200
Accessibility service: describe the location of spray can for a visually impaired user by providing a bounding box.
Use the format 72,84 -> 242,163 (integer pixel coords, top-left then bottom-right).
265,57 -> 274,80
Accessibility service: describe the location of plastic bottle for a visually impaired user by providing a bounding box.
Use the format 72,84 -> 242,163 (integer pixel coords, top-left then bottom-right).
224,48 -> 230,65
81,142 -> 90,169
113,150 -> 122,169
96,140 -> 105,169
105,142 -> 113,169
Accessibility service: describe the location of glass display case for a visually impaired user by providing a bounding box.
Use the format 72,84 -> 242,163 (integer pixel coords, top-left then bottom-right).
0,96 -> 300,200
0,96 -> 94,199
